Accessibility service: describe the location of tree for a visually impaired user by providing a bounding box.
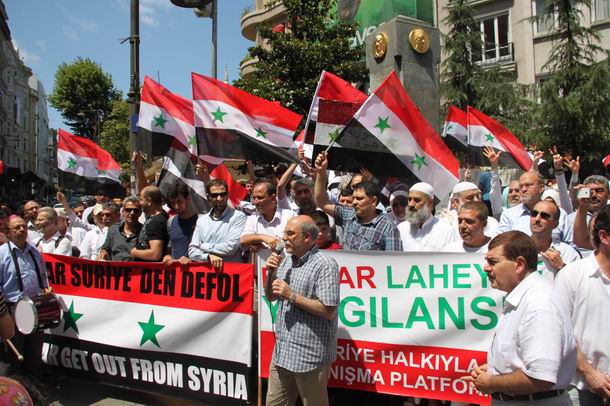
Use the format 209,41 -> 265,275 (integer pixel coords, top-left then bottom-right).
234,0 -> 367,118
98,99 -> 131,183
532,0 -> 610,172
440,0 -> 532,136
49,58 -> 122,138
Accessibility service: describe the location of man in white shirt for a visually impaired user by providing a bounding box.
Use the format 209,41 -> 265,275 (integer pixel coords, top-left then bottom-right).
554,207 -> 610,405
33,207 -> 72,256
397,182 -> 458,251
80,203 -> 120,260
23,200 -> 41,244
529,200 -> 581,282
466,230 -> 576,405
443,201 -> 491,253
439,181 -> 499,237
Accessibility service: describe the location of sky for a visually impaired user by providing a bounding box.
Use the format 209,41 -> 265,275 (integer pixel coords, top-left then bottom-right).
6,0 -> 254,130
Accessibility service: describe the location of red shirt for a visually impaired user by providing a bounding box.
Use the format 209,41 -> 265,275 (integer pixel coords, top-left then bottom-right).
319,241 -> 342,250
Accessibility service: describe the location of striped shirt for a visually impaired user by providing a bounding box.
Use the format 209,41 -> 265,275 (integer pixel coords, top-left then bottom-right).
334,205 -> 403,251
273,246 -> 339,373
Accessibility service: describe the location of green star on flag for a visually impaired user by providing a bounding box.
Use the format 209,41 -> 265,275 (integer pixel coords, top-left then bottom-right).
138,310 -> 165,348
63,301 -> 84,333
98,169 -> 107,176
411,153 -> 428,170
328,129 -> 340,143
446,123 -> 454,132
374,116 -> 391,134
211,107 -> 228,123
255,127 -> 267,139
153,113 -> 168,128
485,133 -> 495,142
67,157 -> 77,170
187,135 -> 197,146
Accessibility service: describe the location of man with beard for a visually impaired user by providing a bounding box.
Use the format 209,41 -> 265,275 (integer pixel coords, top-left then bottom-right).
529,200 -> 581,282
22,200 -> 40,243
33,207 -> 72,256
290,178 -> 317,216
397,182 -> 458,251
567,175 -> 609,255
80,203 -> 120,259
443,201 -> 491,253
314,152 -> 401,251
189,179 -> 246,268
497,171 -> 567,241
131,186 -> 169,262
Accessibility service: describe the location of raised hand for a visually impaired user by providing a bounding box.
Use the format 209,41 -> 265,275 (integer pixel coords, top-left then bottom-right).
483,146 -> 502,170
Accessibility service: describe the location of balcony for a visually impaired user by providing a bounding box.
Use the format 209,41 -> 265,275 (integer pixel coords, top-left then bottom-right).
240,56 -> 258,79
474,42 -> 516,70
240,1 -> 285,42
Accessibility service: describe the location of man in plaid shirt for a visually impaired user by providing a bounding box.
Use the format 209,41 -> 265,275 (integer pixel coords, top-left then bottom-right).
264,215 -> 339,406
314,152 -> 403,251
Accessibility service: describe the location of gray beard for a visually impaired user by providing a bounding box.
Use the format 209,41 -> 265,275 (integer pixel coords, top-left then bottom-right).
405,205 -> 431,224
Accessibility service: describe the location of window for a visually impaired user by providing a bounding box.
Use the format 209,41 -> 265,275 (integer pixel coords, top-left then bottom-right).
595,0 -> 610,20
533,0 -> 554,33
474,13 -> 512,64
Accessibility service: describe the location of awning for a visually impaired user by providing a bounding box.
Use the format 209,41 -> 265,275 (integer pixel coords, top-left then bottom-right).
22,170 -> 45,184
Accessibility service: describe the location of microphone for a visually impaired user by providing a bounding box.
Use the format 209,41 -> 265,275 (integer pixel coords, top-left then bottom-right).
274,240 -> 285,255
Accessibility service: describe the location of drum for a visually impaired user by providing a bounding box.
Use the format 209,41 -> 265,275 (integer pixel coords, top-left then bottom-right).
14,293 -> 63,335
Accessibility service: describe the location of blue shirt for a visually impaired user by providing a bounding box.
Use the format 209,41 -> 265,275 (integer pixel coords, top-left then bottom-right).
168,214 -> 199,259
0,241 -> 48,303
188,207 -> 246,263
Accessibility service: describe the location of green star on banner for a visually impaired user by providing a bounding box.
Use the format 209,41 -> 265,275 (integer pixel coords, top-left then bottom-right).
211,107 -> 228,123
374,116 -> 391,134
63,301 -> 84,333
187,135 -> 197,146
153,113 -> 168,129
255,127 -> 267,139
411,153 -> 428,170
67,158 -> 77,170
485,133 -> 495,142
138,310 -> 165,348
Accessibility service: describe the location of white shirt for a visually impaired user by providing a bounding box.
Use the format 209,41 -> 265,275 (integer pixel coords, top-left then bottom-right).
442,239 -> 489,253
26,221 -> 40,245
438,209 -> 499,237
564,211 -> 593,257
66,226 -> 87,250
34,231 -> 72,256
497,203 -> 568,242
553,253 -> 610,390
79,226 -> 108,260
241,207 -> 296,263
488,272 -> 576,389
398,216 -> 459,252
536,241 -> 582,283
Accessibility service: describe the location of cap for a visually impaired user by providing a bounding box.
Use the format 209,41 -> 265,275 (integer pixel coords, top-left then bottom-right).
92,204 -> 103,216
452,182 -> 480,195
409,182 -> 434,199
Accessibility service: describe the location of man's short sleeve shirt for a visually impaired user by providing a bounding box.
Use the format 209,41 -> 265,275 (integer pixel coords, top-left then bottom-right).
334,205 -> 402,251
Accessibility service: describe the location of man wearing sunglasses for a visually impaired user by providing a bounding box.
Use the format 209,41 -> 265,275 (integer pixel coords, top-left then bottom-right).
98,197 -> 142,261
529,200 -> 581,282
189,179 -> 246,269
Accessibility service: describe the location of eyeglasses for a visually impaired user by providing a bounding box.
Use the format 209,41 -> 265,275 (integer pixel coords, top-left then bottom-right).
530,210 -> 553,221
209,192 -> 228,198
8,225 -> 26,230
124,208 -> 141,213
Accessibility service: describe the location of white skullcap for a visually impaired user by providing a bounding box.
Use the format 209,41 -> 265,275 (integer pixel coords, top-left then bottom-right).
409,182 -> 434,199
452,182 -> 480,196
92,204 -> 103,216
541,188 -> 560,207
55,208 -> 67,218
390,190 -> 409,203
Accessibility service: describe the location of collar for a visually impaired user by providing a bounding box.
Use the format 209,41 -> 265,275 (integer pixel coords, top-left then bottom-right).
357,209 -> 384,226
504,272 -> 540,310
260,208 -> 283,225
209,206 -> 231,220
291,245 -> 319,267
518,203 -> 531,216
27,221 -> 37,230
8,240 -> 33,255
41,231 -> 62,243
588,252 -> 608,278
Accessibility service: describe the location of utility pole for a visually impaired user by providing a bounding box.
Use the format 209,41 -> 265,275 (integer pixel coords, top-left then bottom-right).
211,0 -> 217,79
128,0 -> 140,195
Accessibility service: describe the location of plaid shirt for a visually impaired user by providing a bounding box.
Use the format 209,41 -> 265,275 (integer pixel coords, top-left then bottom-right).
273,246 -> 339,373
334,205 -> 403,251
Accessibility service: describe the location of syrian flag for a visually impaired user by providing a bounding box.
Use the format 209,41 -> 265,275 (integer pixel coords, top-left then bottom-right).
57,129 -> 125,196
442,106 -> 468,152
604,154 -> 610,167
209,163 -> 249,207
467,106 -> 533,171
138,76 -> 197,158
321,71 -> 459,201
192,73 -> 302,164
303,71 -> 367,157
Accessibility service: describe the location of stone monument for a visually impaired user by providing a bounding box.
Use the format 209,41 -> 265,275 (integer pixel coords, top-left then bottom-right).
365,15 -> 441,131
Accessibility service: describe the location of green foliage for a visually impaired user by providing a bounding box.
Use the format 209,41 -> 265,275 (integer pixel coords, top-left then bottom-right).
98,99 -> 131,182
530,0 -> 610,173
235,0 -> 367,120
49,58 -> 122,138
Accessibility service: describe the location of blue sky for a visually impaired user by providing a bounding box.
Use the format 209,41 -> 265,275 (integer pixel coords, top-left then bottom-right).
6,0 -> 254,129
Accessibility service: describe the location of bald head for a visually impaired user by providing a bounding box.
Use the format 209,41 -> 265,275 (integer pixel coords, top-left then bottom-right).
284,215 -> 319,257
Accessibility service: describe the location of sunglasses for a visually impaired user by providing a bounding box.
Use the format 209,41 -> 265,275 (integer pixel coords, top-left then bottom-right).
124,208 -> 141,213
530,210 -> 553,221
209,192 -> 228,198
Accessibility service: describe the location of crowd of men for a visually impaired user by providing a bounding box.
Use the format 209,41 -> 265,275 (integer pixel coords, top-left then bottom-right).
0,147 -> 608,406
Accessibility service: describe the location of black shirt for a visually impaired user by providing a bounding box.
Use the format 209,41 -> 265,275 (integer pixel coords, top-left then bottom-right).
136,212 -> 169,262
101,222 -> 142,261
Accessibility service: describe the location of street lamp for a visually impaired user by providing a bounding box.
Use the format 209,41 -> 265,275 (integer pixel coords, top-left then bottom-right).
170,0 -> 217,79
